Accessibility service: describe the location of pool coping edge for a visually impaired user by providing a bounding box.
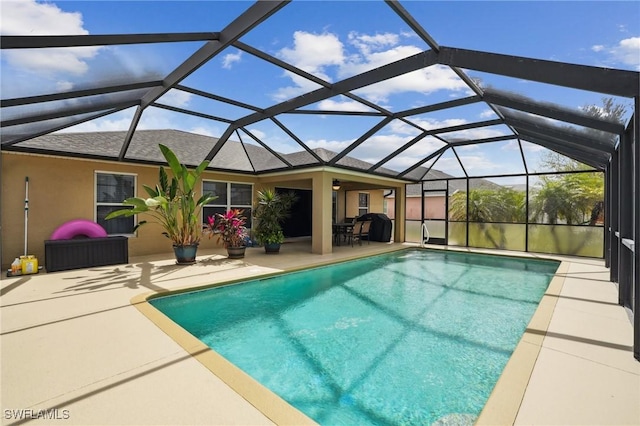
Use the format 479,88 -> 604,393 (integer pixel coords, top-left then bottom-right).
130,245 -> 566,425
131,291 -> 318,426
475,260 -> 569,425
129,245 -> 409,426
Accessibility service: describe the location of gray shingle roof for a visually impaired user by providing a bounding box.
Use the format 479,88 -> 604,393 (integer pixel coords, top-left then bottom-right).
402,170 -> 502,197
19,130 -> 500,192
16,129 -> 400,176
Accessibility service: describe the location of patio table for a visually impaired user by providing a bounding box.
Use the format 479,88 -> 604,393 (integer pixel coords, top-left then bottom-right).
333,222 -> 355,246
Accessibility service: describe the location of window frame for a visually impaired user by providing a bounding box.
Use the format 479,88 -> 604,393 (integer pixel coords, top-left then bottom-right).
202,180 -> 254,228
358,192 -> 370,217
94,170 -> 137,236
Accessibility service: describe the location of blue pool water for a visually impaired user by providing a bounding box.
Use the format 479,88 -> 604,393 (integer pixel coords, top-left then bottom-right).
151,249 -> 559,425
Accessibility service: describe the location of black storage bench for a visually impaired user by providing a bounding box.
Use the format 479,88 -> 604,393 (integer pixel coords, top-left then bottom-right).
44,236 -> 129,272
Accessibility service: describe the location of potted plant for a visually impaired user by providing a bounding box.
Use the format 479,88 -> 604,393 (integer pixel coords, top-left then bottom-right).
205,208 -> 249,259
105,144 -> 216,264
253,188 -> 297,254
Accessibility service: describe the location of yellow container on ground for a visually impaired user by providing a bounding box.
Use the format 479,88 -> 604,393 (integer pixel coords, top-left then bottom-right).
20,255 -> 38,274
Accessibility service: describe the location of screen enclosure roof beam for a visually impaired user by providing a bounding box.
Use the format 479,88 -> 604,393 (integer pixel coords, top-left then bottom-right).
483,88 -> 625,135
206,49 -> 440,161
437,47 -> 640,98
1,33 -> 219,49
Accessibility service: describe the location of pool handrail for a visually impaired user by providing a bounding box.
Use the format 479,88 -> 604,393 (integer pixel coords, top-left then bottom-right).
421,222 -> 430,247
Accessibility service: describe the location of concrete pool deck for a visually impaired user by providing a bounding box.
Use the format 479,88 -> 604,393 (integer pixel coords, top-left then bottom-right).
1,242 -> 638,425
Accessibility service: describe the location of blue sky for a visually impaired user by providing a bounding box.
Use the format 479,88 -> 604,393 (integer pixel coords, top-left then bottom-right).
1,0 -> 639,179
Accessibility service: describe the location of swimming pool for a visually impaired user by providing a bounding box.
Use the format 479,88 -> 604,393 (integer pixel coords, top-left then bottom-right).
150,249 -> 559,425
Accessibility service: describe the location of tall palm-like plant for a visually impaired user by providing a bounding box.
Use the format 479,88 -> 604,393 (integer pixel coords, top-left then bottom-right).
449,188 -> 525,223
106,144 -> 216,247
530,167 -> 604,226
253,188 -> 297,250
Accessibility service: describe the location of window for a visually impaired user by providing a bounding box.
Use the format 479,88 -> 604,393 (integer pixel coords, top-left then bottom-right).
358,192 -> 369,217
96,172 -> 136,235
203,181 -> 253,228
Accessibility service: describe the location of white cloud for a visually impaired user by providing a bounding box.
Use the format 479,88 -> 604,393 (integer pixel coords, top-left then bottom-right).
340,44 -> 421,78
353,65 -> 468,104
156,89 -> 193,108
271,72 -> 323,101
446,128 -> 507,142
60,106 -> 223,137
402,136 -> 445,156
424,117 -> 469,131
480,109 -> 496,119
246,128 -> 267,141
189,126 -> 221,137
503,140 -> 524,152
426,156 -> 465,176
441,153 -> 502,175
56,80 -> 74,92
316,98 -> 375,112
59,108 -> 137,132
384,153 -> 440,172
222,50 -> 242,69
347,31 -> 399,55
274,30 -> 468,105
345,130 -> 446,172
521,141 -> 546,153
278,31 -> 344,77
137,106 -> 217,133
6,47 -> 98,75
351,133 -> 412,163
592,36 -> 640,70
387,119 -> 422,136
401,117 -> 468,133
0,0 -> 85,35
305,138 -> 355,152
611,37 -> 640,69
0,0 -> 100,75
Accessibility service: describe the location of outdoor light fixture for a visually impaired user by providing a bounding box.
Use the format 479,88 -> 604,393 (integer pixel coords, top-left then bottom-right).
332,180 -> 341,191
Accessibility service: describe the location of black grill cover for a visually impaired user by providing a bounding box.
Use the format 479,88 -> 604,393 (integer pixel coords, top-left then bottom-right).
357,213 -> 392,242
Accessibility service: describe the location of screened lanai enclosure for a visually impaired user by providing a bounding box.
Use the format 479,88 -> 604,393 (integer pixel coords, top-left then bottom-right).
1,1 -> 638,359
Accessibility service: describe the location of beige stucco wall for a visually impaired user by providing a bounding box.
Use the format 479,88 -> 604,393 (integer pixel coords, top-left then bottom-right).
2,153 -> 409,268
0,152 -> 255,270
387,195 -> 446,220
344,190 -> 385,219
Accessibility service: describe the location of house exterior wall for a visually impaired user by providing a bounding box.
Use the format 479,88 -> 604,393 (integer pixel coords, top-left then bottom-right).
1,152 -> 408,269
345,190 -> 384,219
0,152 -> 255,270
386,195 -> 446,220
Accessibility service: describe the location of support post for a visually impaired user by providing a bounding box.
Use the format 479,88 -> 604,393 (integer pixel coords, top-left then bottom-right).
633,100 -> 639,362
618,123 -> 633,308
394,185 -> 406,243
609,152 -> 619,282
311,172 -> 332,254
604,167 -> 610,265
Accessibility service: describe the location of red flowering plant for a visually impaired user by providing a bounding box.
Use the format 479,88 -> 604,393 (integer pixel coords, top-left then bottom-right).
205,208 -> 248,248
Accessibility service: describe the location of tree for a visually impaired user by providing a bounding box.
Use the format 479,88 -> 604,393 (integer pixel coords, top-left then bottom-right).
531,97 -> 626,225
449,187 -> 526,249
450,188 -> 525,223
581,97 -> 628,142
538,97 -> 627,172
